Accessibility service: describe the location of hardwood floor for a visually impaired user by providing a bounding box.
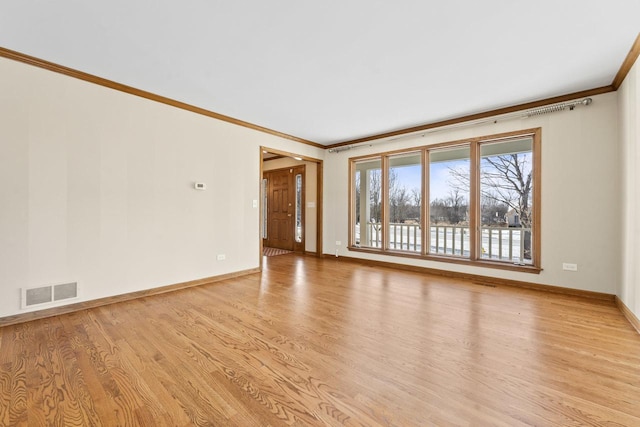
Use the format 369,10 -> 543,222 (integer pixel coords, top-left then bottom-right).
1,254 -> 639,426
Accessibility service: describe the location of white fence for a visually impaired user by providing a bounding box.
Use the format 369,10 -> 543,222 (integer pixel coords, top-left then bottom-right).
355,223 -> 530,264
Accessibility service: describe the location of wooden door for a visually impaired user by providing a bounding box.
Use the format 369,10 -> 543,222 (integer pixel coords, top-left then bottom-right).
265,168 -> 294,250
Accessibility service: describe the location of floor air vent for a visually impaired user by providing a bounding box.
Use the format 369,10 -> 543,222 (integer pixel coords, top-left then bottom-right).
472,281 -> 497,288
22,282 -> 78,309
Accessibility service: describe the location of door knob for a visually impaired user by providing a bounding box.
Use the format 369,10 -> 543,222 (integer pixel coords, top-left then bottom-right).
288,214 -> 292,217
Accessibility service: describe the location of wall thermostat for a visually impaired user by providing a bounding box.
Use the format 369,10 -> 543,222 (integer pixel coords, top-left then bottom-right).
194,182 -> 207,190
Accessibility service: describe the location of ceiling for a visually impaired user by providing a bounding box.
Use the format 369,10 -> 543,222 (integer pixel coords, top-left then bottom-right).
0,1 -> 638,146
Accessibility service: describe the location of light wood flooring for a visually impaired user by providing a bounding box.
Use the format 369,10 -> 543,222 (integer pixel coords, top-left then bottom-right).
1,254 -> 639,426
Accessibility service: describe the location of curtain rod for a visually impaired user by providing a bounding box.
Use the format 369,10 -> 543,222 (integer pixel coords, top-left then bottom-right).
328,98 -> 593,153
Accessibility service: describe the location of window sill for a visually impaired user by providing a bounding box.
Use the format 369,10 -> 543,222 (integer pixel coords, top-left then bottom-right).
348,246 -> 542,274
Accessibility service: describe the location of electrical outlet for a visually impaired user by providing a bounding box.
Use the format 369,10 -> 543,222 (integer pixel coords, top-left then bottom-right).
562,263 -> 577,271
217,254 -> 226,261
336,241 -> 342,246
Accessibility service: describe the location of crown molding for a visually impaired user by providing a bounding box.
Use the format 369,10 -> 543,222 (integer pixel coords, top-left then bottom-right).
324,86 -> 614,149
612,32 -> 640,90
3,31 -> 639,151
0,46 -> 324,149
327,32 -> 640,149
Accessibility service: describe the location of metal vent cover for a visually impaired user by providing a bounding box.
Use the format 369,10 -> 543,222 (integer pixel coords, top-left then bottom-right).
54,282 -> 78,301
25,286 -> 53,306
22,282 -> 78,309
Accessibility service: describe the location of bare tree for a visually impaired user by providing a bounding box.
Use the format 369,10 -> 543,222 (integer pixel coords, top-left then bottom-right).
481,154 -> 532,226
429,190 -> 468,225
390,185 -> 411,223
481,197 -> 509,226
369,169 -> 382,222
407,187 -> 422,220
483,154 -> 532,260
411,187 -> 421,208
446,189 -> 467,224
430,198 -> 446,224
448,152 -> 533,259
357,167 -> 423,224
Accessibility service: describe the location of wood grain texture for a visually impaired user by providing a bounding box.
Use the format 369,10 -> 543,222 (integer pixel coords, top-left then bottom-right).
330,254 -> 614,301
1,254 -> 639,426
0,268 -> 260,328
616,296 -> 640,335
0,46 -> 323,149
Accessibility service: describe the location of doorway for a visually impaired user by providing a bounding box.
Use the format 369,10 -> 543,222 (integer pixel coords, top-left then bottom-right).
263,166 -> 304,252
260,148 -> 323,262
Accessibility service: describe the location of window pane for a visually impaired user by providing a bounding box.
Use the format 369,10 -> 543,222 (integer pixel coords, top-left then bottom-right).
388,152 -> 422,252
295,173 -> 302,243
429,146 -> 470,257
261,178 -> 268,239
353,158 -> 382,248
480,137 -> 533,264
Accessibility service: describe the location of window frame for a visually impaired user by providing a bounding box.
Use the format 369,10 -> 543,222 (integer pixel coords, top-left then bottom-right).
386,151 -> 423,253
348,128 -> 542,273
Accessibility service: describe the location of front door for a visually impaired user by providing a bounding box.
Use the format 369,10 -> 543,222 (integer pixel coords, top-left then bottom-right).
265,168 -> 294,250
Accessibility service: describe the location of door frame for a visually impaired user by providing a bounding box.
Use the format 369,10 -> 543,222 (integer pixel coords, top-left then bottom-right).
260,147 -> 323,267
262,165 -> 304,252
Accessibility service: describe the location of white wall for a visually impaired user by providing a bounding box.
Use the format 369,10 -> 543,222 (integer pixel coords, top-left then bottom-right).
263,158 -> 318,252
0,52 -> 630,319
325,92 -> 621,294
619,58 -> 640,319
0,57 -> 324,317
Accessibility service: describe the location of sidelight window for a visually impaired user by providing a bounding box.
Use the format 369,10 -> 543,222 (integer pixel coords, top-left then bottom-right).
295,173 -> 303,243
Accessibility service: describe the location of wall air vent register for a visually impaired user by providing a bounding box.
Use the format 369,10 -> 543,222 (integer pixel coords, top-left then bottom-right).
21,282 -> 79,309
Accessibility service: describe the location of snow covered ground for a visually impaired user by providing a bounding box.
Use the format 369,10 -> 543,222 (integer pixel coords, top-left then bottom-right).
355,223 -> 531,264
